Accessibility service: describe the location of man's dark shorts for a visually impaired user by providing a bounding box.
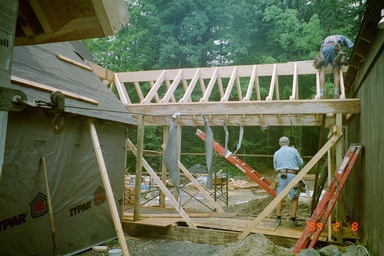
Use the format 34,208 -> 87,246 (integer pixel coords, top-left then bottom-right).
321,45 -> 340,68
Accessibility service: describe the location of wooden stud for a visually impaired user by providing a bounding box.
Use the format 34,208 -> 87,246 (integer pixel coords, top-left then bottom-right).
244,65 -> 257,101
134,115 -> 144,221
201,67 -> 218,102
180,68 -> 199,103
266,64 -> 277,101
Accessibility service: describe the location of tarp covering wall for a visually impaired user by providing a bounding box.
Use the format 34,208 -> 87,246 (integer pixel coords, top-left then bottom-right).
0,109 -> 127,255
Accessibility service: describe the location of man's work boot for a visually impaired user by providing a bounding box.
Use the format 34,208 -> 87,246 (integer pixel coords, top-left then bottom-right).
290,220 -> 302,227
275,218 -> 282,226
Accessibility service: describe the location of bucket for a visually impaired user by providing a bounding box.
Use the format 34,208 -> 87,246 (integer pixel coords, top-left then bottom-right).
108,248 -> 122,256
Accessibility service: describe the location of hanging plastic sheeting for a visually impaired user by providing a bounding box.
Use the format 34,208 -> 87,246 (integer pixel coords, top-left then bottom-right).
232,124 -> 244,155
200,114 -> 213,190
163,113 -> 181,194
223,121 -> 232,158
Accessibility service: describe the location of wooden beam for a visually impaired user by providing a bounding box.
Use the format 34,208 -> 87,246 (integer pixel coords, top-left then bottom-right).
238,127 -> 343,240
88,119 -> 130,256
236,76 -> 242,101
124,99 -> 360,116
91,0 -> 130,36
127,139 -> 197,228
179,68 -> 199,103
142,71 -> 165,104
116,62 -> 320,83
244,65 -> 257,101
11,76 -> 98,105
29,0 -> 72,33
200,67 -> 218,102
290,62 -> 298,100
266,64 -> 277,101
221,66 -> 237,102
114,73 -> 131,105
161,70 -> 182,103
86,61 -> 114,81
138,114 -> 330,127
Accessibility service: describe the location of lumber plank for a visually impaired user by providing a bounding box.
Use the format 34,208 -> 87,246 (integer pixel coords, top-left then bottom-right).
56,54 -> 93,72
237,128 -> 343,240
11,76 -> 98,105
88,119 -> 130,256
134,218 -> 180,227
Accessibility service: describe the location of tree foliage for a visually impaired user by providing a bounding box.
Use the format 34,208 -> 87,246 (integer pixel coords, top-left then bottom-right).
84,0 -> 366,173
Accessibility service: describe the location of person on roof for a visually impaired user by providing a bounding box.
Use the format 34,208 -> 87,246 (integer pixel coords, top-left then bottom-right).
318,35 -> 354,99
273,136 -> 303,227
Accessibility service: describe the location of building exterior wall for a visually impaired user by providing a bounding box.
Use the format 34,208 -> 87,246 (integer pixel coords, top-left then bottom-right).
0,108 -> 127,255
345,31 -> 384,256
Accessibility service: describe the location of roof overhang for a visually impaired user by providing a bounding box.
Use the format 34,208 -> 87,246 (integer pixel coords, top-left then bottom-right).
15,0 -> 129,46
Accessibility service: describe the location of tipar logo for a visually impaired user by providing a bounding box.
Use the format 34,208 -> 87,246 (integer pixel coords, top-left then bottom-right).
29,192 -> 48,218
93,186 -> 105,206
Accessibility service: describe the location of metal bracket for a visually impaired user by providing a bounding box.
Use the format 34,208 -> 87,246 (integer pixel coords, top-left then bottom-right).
0,87 -> 27,112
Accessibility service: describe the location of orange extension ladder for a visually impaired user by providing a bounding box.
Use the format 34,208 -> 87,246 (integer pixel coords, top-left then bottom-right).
292,144 -> 363,253
196,128 -> 277,198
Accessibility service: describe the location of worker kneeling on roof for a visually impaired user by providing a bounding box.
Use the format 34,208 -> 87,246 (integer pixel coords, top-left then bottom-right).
273,136 -> 303,227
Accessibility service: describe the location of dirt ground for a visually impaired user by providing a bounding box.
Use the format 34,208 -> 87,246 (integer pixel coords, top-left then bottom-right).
77,176 -> 369,256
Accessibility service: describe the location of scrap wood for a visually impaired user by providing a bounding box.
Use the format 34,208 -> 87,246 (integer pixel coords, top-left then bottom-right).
228,178 -> 259,189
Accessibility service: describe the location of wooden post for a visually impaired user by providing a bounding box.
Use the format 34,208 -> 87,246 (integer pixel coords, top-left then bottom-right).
160,126 -> 168,207
238,128 -> 342,240
88,119 -> 130,256
134,115 -> 144,221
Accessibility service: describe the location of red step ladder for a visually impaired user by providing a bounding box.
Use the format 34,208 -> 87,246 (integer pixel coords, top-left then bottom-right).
196,129 -> 277,198
292,144 -> 362,253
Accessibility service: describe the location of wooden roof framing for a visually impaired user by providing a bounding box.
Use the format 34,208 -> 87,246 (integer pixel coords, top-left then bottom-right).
15,0 -> 129,46
107,61 -> 360,127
